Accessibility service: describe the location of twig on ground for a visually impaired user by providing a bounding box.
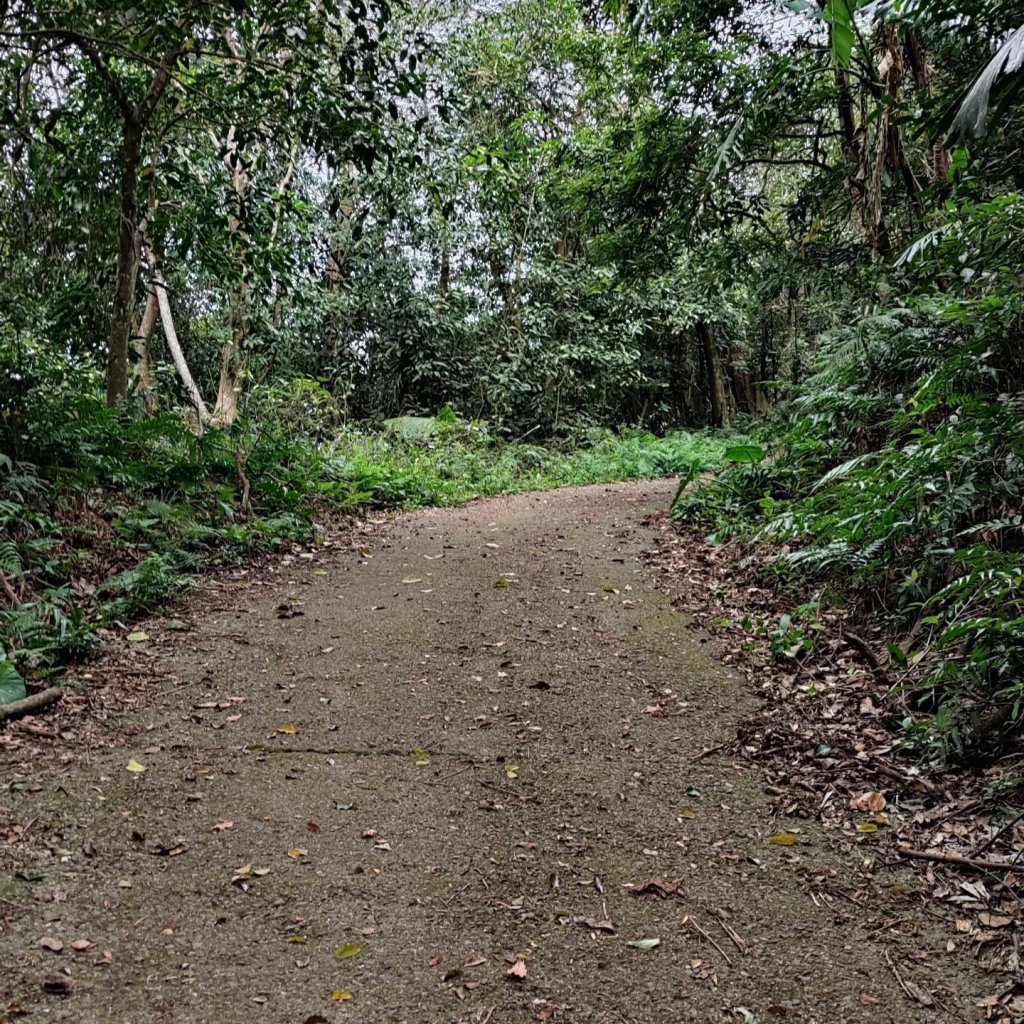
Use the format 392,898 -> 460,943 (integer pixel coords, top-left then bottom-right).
971,805 -> 1024,858
884,950 -> 942,1010
898,847 -> 1021,874
682,915 -> 732,965
712,909 -> 748,953
689,743 -> 729,763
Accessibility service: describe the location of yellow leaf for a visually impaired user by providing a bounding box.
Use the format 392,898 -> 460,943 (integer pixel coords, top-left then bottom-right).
125,759 -> 147,773
494,578 -> 510,588
276,723 -> 301,735
770,833 -> 798,845
856,823 -> 878,833
332,990 -> 353,1002
680,807 -> 696,820
335,942 -> 362,960
126,631 -> 148,642
601,583 -> 617,593
287,848 -> 308,859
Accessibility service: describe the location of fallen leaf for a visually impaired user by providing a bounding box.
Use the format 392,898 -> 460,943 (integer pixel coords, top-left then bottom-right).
70,938 -> 95,952
506,958 -> 528,979
401,577 -> 423,585
332,990 -> 353,1002
627,937 -> 661,950
335,942 -> 362,960
287,848 -> 308,860
39,937 -> 63,953
857,993 -> 880,1006
850,791 -> 886,813
633,877 -> 685,899
769,833 -> 798,845
212,821 -> 234,832
572,916 -> 615,934
276,723 -> 301,735
979,912 -> 1013,928
126,631 -> 148,642
125,759 -> 147,774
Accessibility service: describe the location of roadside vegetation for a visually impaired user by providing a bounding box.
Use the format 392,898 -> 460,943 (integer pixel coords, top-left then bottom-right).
2,0 -> 1023,774
0,371 -> 732,682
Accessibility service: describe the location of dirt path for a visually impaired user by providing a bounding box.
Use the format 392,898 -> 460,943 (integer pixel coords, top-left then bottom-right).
1,481 -> 980,1023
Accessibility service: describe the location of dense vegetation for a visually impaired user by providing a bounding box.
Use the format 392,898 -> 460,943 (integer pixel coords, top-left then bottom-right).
1,0 -> 1023,760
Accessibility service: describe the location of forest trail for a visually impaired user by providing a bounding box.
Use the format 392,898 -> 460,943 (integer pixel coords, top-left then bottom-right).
1,481 -> 975,1023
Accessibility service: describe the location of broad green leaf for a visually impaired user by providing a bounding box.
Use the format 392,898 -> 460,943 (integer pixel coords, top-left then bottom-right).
335,941 -> 362,960
0,661 -> 27,706
723,445 -> 766,464
826,0 -> 855,66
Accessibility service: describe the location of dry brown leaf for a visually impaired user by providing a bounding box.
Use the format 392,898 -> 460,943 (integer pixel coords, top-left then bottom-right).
850,791 -> 886,813
506,958 -> 528,979
979,912 -> 1013,928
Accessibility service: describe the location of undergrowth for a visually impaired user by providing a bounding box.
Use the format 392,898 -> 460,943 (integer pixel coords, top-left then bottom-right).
675,277 -> 1024,764
0,372 -> 734,680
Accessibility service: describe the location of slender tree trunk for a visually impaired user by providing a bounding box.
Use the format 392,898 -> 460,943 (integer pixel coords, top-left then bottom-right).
697,321 -> 728,428
146,254 -> 212,430
213,295 -> 246,426
107,120 -> 143,406
132,285 -> 159,414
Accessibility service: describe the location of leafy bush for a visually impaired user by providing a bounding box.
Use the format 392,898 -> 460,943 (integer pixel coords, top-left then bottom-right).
678,283 -> 1024,761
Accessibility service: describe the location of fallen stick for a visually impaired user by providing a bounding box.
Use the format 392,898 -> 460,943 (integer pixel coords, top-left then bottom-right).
689,742 -> 729,763
898,847 -> 1021,873
682,915 -> 732,966
0,687 -> 63,723
713,910 -> 748,953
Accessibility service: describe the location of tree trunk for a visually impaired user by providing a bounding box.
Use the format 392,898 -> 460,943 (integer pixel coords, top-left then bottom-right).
213,297 -> 246,427
148,258 -> 212,429
132,285 -> 159,414
697,321 -> 728,428
107,119 -> 143,406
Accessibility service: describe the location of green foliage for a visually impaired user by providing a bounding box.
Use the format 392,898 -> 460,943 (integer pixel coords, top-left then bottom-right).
679,203 -> 1024,760
0,375 -> 735,672
0,659 -> 27,705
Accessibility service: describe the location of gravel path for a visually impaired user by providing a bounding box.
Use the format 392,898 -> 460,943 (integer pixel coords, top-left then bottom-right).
1,480 -> 975,1022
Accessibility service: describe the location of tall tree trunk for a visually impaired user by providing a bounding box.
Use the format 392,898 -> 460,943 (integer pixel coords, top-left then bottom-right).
89,48 -> 173,406
107,120 -> 142,406
132,284 -> 159,414
213,294 -> 246,427
697,320 -> 728,428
